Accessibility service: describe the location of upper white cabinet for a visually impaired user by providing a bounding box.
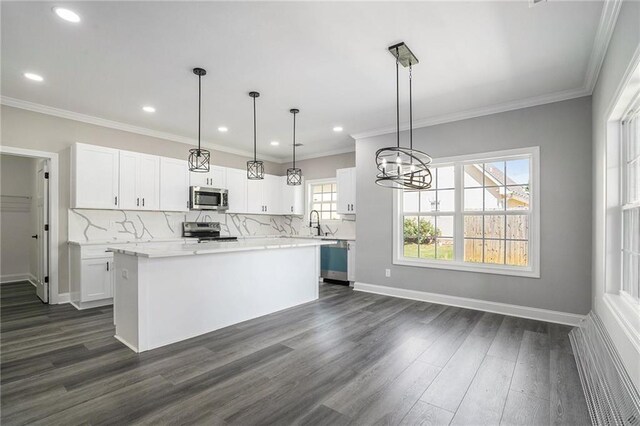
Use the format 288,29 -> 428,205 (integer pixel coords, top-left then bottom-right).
337,167 -> 356,214
246,174 -> 282,214
281,176 -> 304,215
226,168 -> 247,213
118,151 -> 160,210
72,143 -> 120,209
160,158 -> 189,211
190,166 -> 226,188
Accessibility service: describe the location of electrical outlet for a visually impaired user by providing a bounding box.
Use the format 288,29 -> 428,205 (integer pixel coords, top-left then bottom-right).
385,268 -> 391,277
122,269 -> 128,279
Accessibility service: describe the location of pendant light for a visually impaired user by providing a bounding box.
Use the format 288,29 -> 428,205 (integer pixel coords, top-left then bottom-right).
287,108 -> 302,186
247,91 -> 264,180
375,42 -> 432,190
188,67 -> 211,173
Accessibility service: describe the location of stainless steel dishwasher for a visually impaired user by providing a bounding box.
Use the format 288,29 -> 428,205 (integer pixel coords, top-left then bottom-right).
320,240 -> 348,282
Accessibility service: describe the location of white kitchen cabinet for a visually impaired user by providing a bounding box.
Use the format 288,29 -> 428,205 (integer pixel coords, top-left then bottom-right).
69,244 -> 114,310
347,240 -> 356,282
190,166 -> 226,188
118,151 -> 160,210
71,143 -> 120,209
281,176 -> 304,215
246,174 -> 281,214
337,167 -> 356,214
226,168 -> 247,213
160,157 -> 189,211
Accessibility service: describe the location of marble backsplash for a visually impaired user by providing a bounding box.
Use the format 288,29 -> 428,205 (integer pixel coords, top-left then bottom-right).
68,209 -> 355,242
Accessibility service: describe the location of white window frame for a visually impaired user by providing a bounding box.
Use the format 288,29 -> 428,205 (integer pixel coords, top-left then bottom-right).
306,178 -> 340,221
393,146 -> 540,278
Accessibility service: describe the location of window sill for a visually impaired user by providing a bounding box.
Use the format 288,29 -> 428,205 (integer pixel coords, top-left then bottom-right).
393,257 -> 540,278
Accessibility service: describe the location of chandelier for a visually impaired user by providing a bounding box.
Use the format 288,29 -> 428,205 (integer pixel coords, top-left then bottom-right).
246,91 -> 264,180
287,108 -> 302,186
188,67 -> 211,172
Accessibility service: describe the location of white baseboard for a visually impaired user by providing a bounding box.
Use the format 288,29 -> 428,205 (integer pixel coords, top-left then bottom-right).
354,282 -> 585,327
70,298 -> 112,310
57,293 -> 70,304
0,273 -> 34,284
114,334 -> 139,353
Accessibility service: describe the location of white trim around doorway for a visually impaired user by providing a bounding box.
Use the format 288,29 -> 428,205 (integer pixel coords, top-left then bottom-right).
0,146 -> 61,304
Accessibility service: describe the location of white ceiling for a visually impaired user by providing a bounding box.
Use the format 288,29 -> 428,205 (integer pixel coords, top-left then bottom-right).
1,1 -> 604,162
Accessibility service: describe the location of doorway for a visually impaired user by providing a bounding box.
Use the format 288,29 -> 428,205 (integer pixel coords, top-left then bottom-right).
0,147 -> 59,304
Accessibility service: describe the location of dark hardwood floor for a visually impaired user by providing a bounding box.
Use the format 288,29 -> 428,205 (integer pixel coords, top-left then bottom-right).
1,281 -> 590,425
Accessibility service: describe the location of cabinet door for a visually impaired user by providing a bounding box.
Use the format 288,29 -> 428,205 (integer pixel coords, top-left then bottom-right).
137,154 -> 160,210
73,143 -> 119,209
350,168 -> 357,214
118,150 -> 139,210
336,168 -> 352,214
263,175 -> 281,214
160,157 -> 189,211
81,258 -> 113,302
189,170 -> 209,187
281,176 -> 304,215
210,166 -> 227,189
226,168 -> 247,213
246,178 -> 264,214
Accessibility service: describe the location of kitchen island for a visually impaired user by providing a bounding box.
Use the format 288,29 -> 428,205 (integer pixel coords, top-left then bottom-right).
108,238 -> 334,352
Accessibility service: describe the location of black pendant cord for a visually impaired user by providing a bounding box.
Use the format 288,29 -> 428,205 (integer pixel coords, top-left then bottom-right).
197,72 -> 202,155
409,61 -> 413,151
253,95 -> 257,162
396,47 -> 400,150
292,112 -> 296,168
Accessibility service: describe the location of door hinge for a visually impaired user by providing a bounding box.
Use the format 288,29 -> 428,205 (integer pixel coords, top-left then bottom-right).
44,224 -> 49,231
44,172 -> 49,179
44,276 -> 49,283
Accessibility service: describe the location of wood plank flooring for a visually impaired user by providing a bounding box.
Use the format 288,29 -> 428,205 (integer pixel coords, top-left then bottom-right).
1,281 -> 591,425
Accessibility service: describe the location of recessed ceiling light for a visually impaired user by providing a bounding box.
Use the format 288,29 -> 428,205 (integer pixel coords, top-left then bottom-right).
270,141 -> 280,146
24,72 -> 44,82
142,106 -> 156,113
53,7 -> 81,23
218,127 -> 228,132
333,126 -> 343,132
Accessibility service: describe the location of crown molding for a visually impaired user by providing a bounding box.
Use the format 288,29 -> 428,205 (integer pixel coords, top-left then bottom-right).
0,96 -> 284,163
351,86 -> 590,140
584,0 -> 622,93
290,145 -> 356,163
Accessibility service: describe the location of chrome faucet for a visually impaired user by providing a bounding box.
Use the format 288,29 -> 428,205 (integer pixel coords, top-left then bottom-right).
309,210 -> 323,236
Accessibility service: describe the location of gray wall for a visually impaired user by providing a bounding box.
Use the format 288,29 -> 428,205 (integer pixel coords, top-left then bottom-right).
356,96 -> 592,315
281,151 -> 355,180
591,1 -> 640,386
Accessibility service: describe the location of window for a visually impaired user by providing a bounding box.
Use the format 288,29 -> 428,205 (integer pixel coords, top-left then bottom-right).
621,111 -> 640,305
394,147 -> 539,277
310,181 -> 339,220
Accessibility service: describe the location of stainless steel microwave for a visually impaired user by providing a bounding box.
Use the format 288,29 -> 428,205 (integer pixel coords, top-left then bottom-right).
189,186 -> 228,211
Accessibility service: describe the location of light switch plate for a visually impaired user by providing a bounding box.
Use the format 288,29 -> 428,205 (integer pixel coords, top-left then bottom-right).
385,269 -> 391,277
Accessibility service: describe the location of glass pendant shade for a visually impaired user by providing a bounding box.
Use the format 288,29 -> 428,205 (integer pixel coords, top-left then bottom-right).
375,43 -> 432,190
189,67 -> 211,172
287,108 -> 302,186
287,167 -> 302,186
247,91 -> 264,180
188,148 -> 211,173
247,160 -> 264,180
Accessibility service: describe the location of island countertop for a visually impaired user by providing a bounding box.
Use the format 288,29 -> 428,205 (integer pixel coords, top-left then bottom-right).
107,237 -> 335,258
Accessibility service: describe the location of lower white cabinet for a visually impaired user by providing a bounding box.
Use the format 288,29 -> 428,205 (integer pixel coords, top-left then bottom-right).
69,244 -> 114,310
347,240 -> 356,282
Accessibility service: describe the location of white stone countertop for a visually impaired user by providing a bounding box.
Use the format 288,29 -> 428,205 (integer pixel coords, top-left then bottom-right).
68,238 -> 194,246
107,237 -> 336,258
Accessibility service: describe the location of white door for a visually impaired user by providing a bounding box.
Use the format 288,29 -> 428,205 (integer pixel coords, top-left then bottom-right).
137,154 -> 160,210
226,168 -> 247,213
210,166 -> 227,188
189,170 -> 209,187
246,178 -> 264,214
160,158 -> 189,211
35,161 -> 49,303
73,143 -> 119,209
118,150 -> 138,209
336,168 -> 352,214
